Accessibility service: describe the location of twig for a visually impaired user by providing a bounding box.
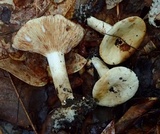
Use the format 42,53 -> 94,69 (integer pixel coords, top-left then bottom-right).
8,73 -> 38,134
116,4 -> 120,20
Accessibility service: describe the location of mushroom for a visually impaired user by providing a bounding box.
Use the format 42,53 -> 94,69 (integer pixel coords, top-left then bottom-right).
13,15 -> 97,132
0,37 -> 86,87
100,16 -> 146,65
91,57 -> 139,107
87,16 -> 146,65
12,14 -> 84,105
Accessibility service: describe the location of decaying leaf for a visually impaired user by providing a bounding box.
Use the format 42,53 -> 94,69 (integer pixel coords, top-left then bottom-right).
101,120 -> 115,134
148,0 -> 160,28
152,55 -> 160,89
115,97 -> 157,133
66,52 -> 87,74
0,57 -> 48,86
46,0 -> 76,18
106,0 -> 123,9
0,38 -> 48,86
0,71 -> 48,127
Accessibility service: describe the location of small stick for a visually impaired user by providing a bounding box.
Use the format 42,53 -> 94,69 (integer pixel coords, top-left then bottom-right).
116,4 -> 120,20
8,73 -> 38,134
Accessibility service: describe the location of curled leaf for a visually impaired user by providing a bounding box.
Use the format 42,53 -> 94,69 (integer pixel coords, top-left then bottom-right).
101,120 -> 115,134
66,52 -> 87,74
115,97 -> 157,133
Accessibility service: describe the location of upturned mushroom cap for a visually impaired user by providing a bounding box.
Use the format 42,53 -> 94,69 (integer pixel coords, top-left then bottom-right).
92,66 -> 139,107
13,14 -> 84,56
12,14 -> 84,104
99,16 -> 146,65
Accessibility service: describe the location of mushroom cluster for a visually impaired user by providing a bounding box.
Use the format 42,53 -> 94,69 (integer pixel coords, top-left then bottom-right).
86,16 -> 145,106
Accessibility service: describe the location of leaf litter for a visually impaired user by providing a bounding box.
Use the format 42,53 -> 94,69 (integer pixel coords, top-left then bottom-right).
1,0 -> 160,134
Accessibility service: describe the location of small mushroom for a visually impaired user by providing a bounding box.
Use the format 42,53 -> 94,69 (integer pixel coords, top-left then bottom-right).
87,16 -> 146,65
99,16 -> 146,65
13,14 -> 84,105
91,57 -> 139,107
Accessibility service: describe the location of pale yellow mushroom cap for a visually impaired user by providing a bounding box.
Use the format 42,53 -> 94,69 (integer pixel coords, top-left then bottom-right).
92,66 -> 139,107
99,16 -> 146,65
13,14 -> 84,56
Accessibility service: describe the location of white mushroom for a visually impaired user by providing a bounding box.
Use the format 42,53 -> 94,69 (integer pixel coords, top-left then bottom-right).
87,16 -> 146,65
13,14 -> 84,105
91,57 -> 139,107
91,16 -> 145,65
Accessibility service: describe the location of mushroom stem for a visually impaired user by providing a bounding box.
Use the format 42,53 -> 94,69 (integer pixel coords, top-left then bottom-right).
46,51 -> 74,105
91,57 -> 109,77
87,16 -> 112,35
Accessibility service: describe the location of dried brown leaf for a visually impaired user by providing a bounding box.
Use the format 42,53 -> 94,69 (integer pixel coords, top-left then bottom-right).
0,71 -> 47,127
66,52 -> 87,74
0,57 -> 48,86
101,120 -> 115,134
115,98 -> 158,133
46,0 -> 76,18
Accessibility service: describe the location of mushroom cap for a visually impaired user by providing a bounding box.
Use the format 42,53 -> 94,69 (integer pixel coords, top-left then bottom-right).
99,16 -> 146,65
13,14 -> 84,56
92,66 -> 139,107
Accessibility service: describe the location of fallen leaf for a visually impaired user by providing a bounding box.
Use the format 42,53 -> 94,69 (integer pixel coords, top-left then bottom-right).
0,70 -> 48,127
115,97 -> 158,133
101,120 -> 115,134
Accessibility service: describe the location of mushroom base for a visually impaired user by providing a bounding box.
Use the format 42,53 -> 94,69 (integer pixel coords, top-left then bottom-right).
42,97 -> 96,133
